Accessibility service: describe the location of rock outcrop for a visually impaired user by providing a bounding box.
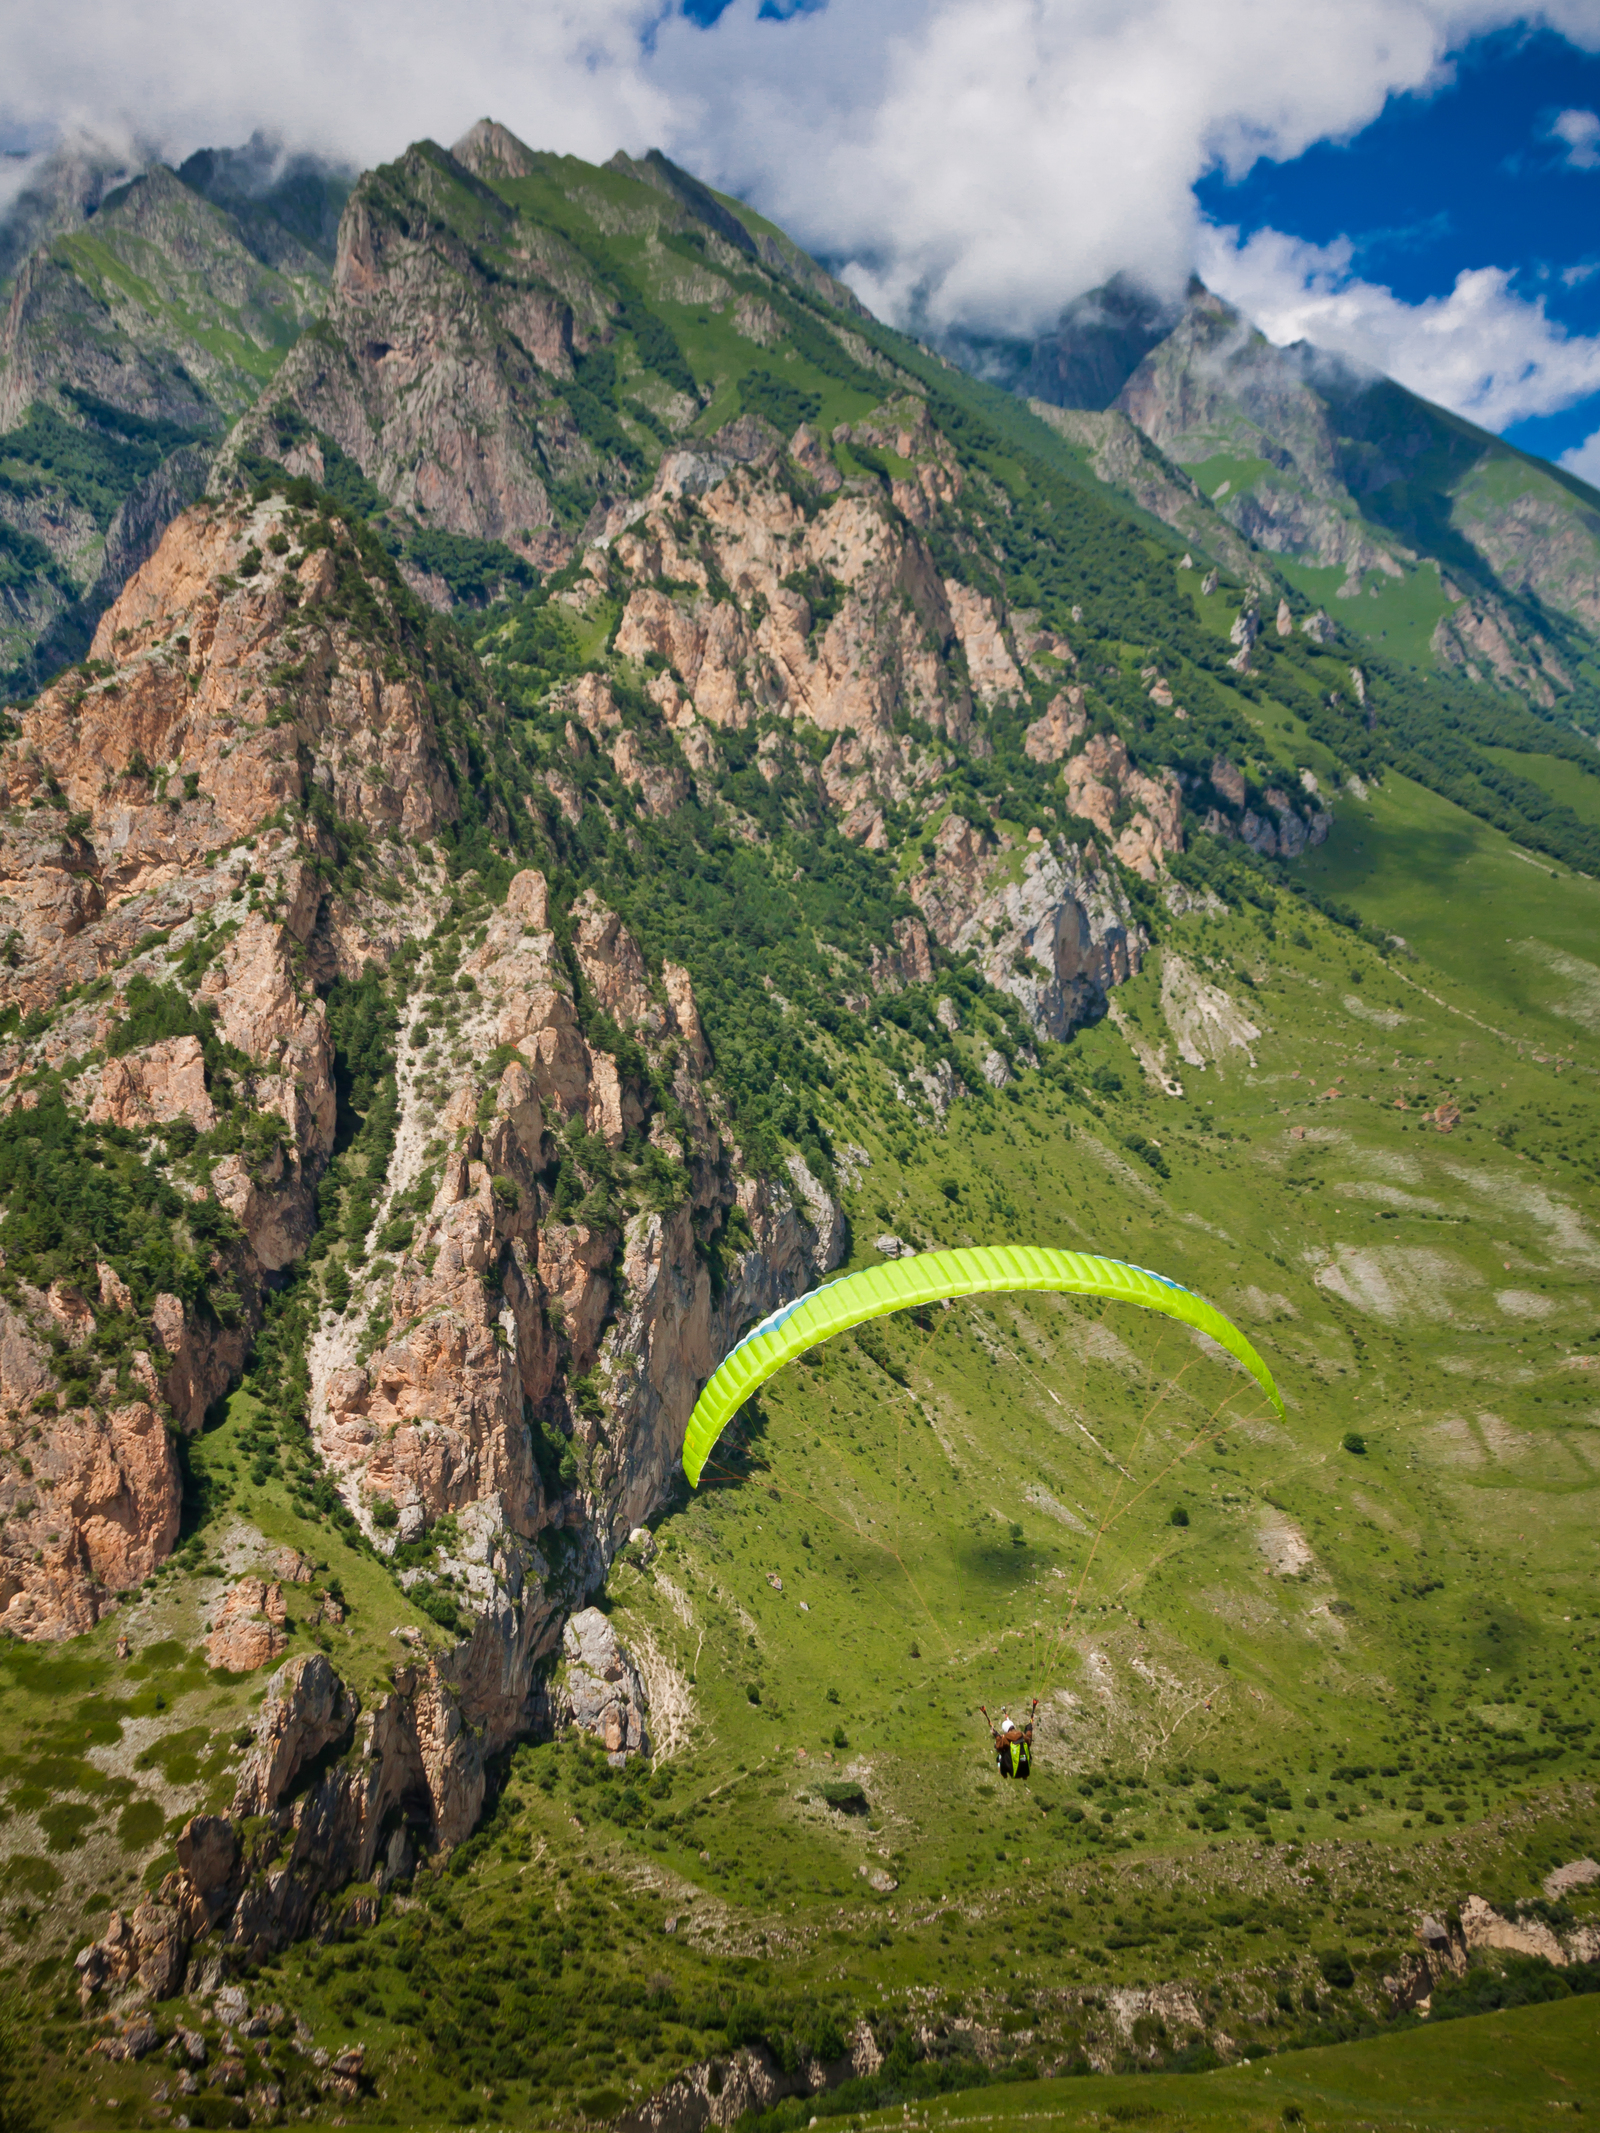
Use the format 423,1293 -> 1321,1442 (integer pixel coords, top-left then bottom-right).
205,1575 -> 290,1672
0,1389 -> 180,1640
560,1606 -> 649,1758
619,2026 -> 883,2133
1431,591 -> 1569,705
909,815 -> 1143,1041
0,488 -> 467,1635
313,863 -> 842,1571
78,1635 -> 539,1987
604,410 -> 976,744
1062,732 -> 1182,880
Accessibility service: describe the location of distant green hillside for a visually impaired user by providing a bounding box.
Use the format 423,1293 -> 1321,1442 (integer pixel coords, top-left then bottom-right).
1011,279 -> 1600,716
0,156 -> 339,691
2,122 -> 1599,2133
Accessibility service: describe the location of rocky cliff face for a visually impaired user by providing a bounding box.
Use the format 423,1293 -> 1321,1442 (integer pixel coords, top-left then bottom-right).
1447,460 -> 1600,639
603,402 -> 974,743
309,850 -> 841,1577
231,126 -> 810,562
3,126 -> 1351,2008
8,449 -> 856,1985
0,491 -> 455,1635
237,140 -> 586,559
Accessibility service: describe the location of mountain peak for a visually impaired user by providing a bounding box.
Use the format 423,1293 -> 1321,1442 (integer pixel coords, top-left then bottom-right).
450,116 -> 543,183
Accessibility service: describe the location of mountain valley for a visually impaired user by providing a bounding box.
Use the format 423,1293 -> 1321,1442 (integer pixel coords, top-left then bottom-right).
0,117 -> 1595,2133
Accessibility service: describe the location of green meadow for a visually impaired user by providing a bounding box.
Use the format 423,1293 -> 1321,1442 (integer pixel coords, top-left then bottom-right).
864,1993 -> 1600,2131
8,699 -> 1600,2130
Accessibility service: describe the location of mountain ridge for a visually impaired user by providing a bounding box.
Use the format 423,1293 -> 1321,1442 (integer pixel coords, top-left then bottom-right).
1006,275 -> 1600,707
0,113 -> 1595,2131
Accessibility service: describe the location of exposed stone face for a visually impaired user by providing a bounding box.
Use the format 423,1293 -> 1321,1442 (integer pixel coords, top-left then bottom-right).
315,865 -> 845,1578
867,914 -> 934,996
1028,402 -> 1268,592
1431,592 -> 1568,705
1159,952 -> 1260,1072
1063,732 -> 1182,880
1210,755 -> 1247,809
943,579 -> 1024,702
0,491 -> 466,1637
205,1576 -> 291,1672
1112,286 -> 1404,593
0,1394 -> 181,1640
1458,1893 -> 1569,1965
617,2025 -> 884,2133
149,1289 -> 249,1438
612,728 -> 690,816
175,1816 -> 238,1914
1452,483 -> 1600,639
1235,787 -> 1332,861
0,160 -> 331,680
238,146 -> 570,559
1036,280 -> 1600,663
88,1035 -> 216,1132
0,505 -> 455,1032
0,493 -> 448,1046
1023,688 -> 1087,762
78,1631 -> 572,1980
908,815 -> 1143,1044
75,1901 -> 188,2009
607,422 -> 975,744
571,888 -> 655,1027
561,1605 -> 649,1757
233,1655 -> 360,1817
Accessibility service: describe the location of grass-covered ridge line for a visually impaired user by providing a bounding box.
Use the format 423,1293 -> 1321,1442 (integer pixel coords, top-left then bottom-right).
17,764 -> 1600,2126
6,132 -> 1600,2133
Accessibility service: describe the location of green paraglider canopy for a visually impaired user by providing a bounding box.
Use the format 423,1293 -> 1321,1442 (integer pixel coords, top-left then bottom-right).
681,1244 -> 1284,1486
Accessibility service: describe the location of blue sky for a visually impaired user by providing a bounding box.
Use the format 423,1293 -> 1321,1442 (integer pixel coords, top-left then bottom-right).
656,4 -> 1600,480
1196,25 -> 1600,468
7,0 -> 1600,477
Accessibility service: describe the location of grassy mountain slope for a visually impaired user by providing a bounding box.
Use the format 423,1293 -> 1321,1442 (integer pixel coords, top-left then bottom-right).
1015,280 -> 1600,713
886,1997 -> 1600,2132
0,122 -> 1598,2132
0,159 -> 337,692
10,813 -> 1599,2119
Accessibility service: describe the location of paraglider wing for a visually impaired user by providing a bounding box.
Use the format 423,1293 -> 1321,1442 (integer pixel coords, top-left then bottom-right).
680,1244 -> 1285,1486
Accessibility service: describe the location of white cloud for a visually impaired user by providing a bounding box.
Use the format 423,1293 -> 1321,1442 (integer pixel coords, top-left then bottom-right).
1559,430 -> 1600,486
0,0 -> 675,176
5,0 -> 1600,413
0,155 -> 46,222
644,0 -> 1600,337
1551,106 -> 1600,168
1200,223 -> 1600,430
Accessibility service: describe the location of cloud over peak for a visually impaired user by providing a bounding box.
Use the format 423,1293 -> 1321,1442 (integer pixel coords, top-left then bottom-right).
1201,224 -> 1600,433
6,0 -> 1600,441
